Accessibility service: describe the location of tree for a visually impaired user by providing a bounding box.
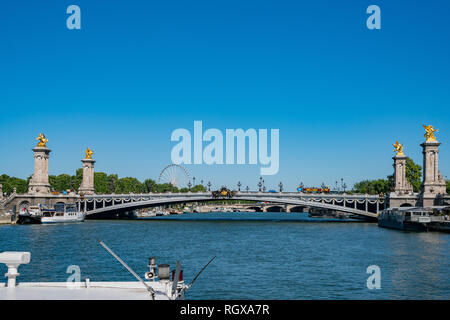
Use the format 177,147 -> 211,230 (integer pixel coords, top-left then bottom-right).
353,157 -> 422,194
446,180 -> 450,194
152,182 -> 178,193
115,177 -> 144,194
191,184 -> 206,193
143,179 -> 156,193
353,179 -> 390,195
0,170 -> 206,195
405,157 -> 422,192
49,174 -> 72,192
0,174 -> 28,194
71,168 -> 83,191
94,172 -> 110,194
107,174 -> 118,193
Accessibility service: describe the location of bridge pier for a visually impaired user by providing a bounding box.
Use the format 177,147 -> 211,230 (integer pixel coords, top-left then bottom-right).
419,140 -> 447,206
79,157 -> 95,195
28,146 -> 51,195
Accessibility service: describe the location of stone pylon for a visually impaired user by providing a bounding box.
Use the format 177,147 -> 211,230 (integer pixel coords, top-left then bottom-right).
393,154 -> 413,195
78,157 -> 95,195
419,140 -> 446,206
28,146 -> 52,194
0,184 -> 3,200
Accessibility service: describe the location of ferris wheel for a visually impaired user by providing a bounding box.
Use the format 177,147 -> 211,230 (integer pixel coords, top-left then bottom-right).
158,164 -> 190,187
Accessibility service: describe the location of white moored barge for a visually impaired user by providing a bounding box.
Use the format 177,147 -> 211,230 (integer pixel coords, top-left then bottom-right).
378,206 -> 449,232
17,203 -> 85,224
41,203 -> 85,224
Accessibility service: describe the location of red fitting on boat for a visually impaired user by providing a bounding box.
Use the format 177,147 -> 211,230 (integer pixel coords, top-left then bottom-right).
171,269 -> 183,281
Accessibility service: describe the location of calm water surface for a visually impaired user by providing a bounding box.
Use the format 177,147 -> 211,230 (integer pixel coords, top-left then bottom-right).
1,212 -> 449,299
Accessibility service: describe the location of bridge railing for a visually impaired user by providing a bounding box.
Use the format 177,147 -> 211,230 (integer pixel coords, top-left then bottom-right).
81,191 -> 380,200
0,191 -> 17,210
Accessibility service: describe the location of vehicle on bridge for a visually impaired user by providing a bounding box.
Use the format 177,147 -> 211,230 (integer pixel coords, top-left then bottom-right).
297,186 -> 330,193
212,187 -> 236,199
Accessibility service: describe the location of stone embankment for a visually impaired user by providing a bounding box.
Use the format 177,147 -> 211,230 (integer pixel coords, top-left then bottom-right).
0,214 -> 13,225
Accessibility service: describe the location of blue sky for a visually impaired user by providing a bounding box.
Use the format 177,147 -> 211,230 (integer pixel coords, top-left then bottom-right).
1,0 -> 449,191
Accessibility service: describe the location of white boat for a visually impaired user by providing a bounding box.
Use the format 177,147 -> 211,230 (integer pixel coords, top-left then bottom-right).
155,210 -> 170,216
138,210 -> 156,217
0,243 -> 215,300
17,205 -> 43,224
41,203 -> 85,224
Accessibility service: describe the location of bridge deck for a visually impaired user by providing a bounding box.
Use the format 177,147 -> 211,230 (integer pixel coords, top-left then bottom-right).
80,192 -> 381,219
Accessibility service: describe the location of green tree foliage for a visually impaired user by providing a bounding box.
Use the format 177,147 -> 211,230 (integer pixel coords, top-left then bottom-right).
1,170 -> 192,195
405,157 -> 422,192
152,182 -> 178,193
94,172 -> 109,194
107,174 -> 118,193
143,179 -> 156,193
115,177 -> 145,194
72,168 -> 83,191
446,180 -> 450,194
191,184 -> 206,192
0,174 -> 28,194
353,179 -> 391,195
49,174 -> 73,192
353,157 -> 422,194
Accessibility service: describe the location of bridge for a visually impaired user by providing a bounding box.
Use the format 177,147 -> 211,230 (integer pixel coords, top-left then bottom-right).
77,192 -> 382,220
2,126 -> 449,224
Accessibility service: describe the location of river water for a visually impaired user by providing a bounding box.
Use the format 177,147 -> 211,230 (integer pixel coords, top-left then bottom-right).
1,212 -> 449,299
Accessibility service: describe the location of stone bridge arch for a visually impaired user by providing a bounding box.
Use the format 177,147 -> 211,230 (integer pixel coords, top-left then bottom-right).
288,205 -> 307,213
265,205 -> 284,212
18,201 -> 30,213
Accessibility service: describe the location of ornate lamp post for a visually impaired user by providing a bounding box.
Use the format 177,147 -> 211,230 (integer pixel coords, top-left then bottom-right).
207,181 -> 211,191
263,185 -> 266,192
279,182 -> 283,193
149,181 -> 154,194
193,177 -> 196,186
340,178 -> 344,193
343,183 -> 347,193
188,180 -> 192,191
258,177 -> 263,192
237,181 -> 242,192
246,186 -> 249,192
